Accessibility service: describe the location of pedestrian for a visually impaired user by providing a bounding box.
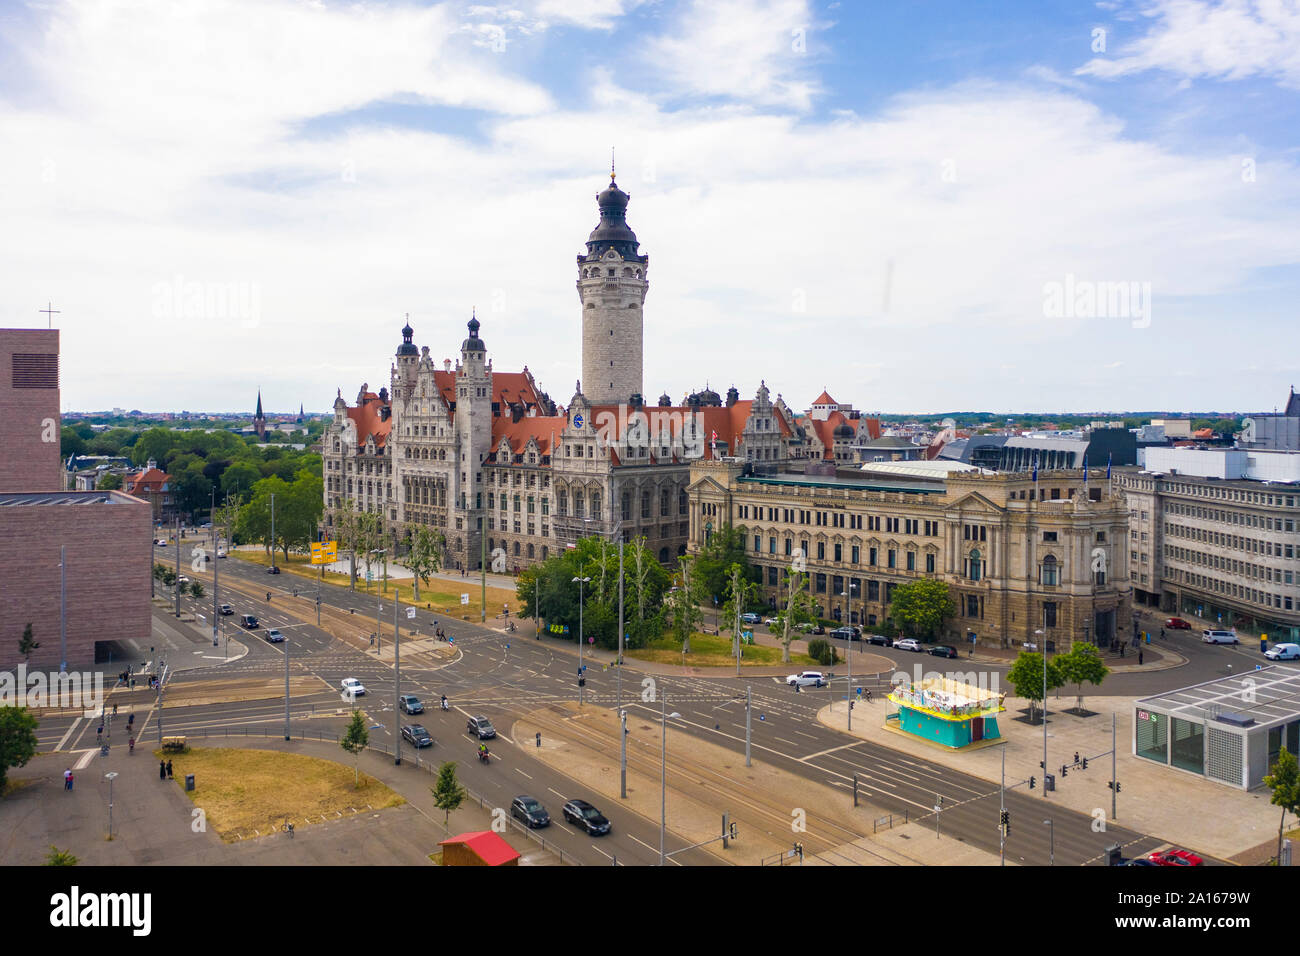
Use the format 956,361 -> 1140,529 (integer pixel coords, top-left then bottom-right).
128,712 -> 134,728
129,736 -> 135,754
166,760 -> 173,779
1160,627 -> 1165,639
67,772 -> 73,791
1119,644 -> 1125,658
160,760 -> 167,780
64,768 -> 72,790
1139,650 -> 1144,665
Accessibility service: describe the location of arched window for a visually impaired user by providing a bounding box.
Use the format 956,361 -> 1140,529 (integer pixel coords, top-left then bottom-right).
541,546 -> 548,560
659,547 -> 669,563
527,543 -> 535,559
591,492 -> 600,516
967,548 -> 982,582
660,489 -> 670,517
1040,554 -> 1059,587
557,490 -> 568,516
513,541 -> 520,556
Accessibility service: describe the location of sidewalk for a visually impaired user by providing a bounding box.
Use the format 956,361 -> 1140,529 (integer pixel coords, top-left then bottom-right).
816,691 -> 1281,861
0,738 -> 558,866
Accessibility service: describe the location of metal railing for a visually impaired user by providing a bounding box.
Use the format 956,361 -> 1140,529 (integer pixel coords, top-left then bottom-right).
872,810 -> 908,833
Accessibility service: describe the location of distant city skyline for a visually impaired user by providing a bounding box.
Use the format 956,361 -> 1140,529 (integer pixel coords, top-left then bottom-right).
3,0 -> 1297,413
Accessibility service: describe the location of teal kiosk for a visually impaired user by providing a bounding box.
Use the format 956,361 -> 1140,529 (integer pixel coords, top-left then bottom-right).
887,677 -> 1005,748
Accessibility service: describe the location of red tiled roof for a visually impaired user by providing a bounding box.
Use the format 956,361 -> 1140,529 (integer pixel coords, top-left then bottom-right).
126,466 -> 170,494
492,415 -> 568,457
346,394 -> 391,451
431,370 -> 542,415
812,390 -> 837,406
439,830 -> 520,866
582,401 -> 786,462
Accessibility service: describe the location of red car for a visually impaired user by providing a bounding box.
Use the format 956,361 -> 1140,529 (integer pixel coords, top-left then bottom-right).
1148,849 -> 1203,866
1165,618 -> 1192,630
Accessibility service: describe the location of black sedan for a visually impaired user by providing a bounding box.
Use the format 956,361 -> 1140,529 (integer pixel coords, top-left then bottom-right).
927,645 -> 959,659
401,724 -> 433,748
562,799 -> 611,836
511,795 -> 551,829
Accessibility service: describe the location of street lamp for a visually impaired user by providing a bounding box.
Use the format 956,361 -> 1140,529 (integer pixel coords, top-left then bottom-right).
1036,627 -> 1047,796
1043,818 -> 1054,866
105,771 -> 118,840
573,575 -> 590,705
369,549 -> 387,652
659,696 -> 682,866
840,583 -> 857,731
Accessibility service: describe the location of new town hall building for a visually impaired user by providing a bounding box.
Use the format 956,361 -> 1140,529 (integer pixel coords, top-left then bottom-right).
322,173 -> 801,571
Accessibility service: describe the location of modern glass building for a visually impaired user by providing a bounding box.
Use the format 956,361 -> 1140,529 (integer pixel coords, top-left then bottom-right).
1134,667 -> 1300,790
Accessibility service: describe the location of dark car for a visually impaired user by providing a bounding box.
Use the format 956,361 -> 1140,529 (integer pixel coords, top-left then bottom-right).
562,799 -> 611,836
239,614 -> 258,629
264,628 -> 285,643
1119,858 -> 1158,866
866,634 -> 891,646
401,724 -> 433,748
829,627 -> 857,641
511,795 -> 551,829
399,695 -> 424,715
928,645 -> 959,659
266,565 -> 281,575
466,715 -> 496,739
218,604 -> 234,616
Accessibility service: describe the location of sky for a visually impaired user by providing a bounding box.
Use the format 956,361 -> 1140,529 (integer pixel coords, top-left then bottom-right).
1,0 -> 1298,416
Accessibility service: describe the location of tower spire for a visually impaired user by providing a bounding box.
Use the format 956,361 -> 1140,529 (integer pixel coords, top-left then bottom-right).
611,146 -> 616,182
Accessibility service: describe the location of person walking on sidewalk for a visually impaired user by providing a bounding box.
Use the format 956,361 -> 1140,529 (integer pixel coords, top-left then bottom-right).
159,760 -> 167,781
1139,650 -> 1144,665
166,760 -> 174,780
64,768 -> 72,791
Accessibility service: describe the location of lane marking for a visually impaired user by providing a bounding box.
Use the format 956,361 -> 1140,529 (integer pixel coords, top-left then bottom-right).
54,718 -> 82,753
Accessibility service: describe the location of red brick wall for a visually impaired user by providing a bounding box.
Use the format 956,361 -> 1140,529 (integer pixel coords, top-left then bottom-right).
0,492 -> 151,671
0,329 -> 61,493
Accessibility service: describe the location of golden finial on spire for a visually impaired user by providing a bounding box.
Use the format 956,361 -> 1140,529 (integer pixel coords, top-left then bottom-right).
611,146 -> 616,182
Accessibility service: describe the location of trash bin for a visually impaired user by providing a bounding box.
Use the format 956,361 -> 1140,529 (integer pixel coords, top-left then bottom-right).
185,774 -> 195,792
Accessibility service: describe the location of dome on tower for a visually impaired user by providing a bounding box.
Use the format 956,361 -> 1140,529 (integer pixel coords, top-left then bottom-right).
397,319 -> 418,357
658,391 -> 672,407
585,173 -> 642,260
461,313 -> 486,352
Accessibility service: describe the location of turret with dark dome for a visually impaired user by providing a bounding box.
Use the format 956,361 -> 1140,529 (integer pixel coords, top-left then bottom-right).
461,313 -> 486,352
584,174 -> 645,262
397,318 -> 419,357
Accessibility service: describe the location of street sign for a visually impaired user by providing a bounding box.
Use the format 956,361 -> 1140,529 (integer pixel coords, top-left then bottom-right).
309,541 -> 338,565
460,593 -> 470,605
406,607 -> 416,619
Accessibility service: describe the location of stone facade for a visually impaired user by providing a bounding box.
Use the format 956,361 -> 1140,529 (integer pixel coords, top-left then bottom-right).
688,460 -> 1133,649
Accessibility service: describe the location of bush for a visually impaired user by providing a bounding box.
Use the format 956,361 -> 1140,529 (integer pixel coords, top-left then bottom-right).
807,638 -> 839,666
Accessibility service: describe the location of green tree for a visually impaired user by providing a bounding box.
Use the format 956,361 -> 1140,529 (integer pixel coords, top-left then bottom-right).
221,460 -> 262,500
0,706 -> 40,793
131,427 -> 175,467
404,524 -> 445,601
340,709 -> 369,787
432,761 -> 466,829
60,427 -> 86,458
1005,651 -> 1065,723
774,569 -> 817,664
666,555 -> 704,653
1263,749 -> 1300,867
188,581 -> 205,600
44,845 -> 78,866
1056,643 -> 1109,712
19,623 -> 39,662
721,563 -> 761,656
96,472 -> 123,491
888,579 -> 955,642
693,523 -> 757,605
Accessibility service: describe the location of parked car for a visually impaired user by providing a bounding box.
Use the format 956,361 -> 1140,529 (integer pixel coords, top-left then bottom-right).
1166,617 -> 1192,630
786,671 -> 826,688
239,614 -> 258,629
218,603 -> 234,615
511,795 -> 551,829
866,634 -> 891,647
340,678 -> 366,697
928,645 -> 958,659
1264,643 -> 1300,661
466,715 -> 496,739
266,565 -> 281,575
829,626 -> 857,641
562,799 -> 611,836
1148,849 -> 1203,866
154,538 -> 168,546
740,612 -> 761,625
1201,629 -> 1239,645
264,628 -> 285,643
796,622 -> 826,634
893,638 -> 922,652
399,694 -> 424,714
1119,857 -> 1158,866
763,617 -> 779,627
401,724 -> 432,748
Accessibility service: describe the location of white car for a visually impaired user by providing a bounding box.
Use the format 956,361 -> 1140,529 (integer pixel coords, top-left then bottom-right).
1201,629 -> 1239,645
1264,643 -> 1300,661
893,638 -> 922,652
786,671 -> 826,688
340,678 -> 367,697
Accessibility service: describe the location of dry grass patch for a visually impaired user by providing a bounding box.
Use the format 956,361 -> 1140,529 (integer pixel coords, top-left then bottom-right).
164,747 -> 404,841
627,630 -> 819,668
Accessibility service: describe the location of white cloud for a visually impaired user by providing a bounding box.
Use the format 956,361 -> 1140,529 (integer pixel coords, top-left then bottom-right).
644,0 -> 823,109
1078,0 -> 1300,88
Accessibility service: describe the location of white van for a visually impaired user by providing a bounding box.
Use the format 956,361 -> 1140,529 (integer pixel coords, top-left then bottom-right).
1201,629 -> 1239,645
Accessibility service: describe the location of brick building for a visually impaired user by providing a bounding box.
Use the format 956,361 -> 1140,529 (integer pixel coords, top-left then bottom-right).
0,328 -> 151,672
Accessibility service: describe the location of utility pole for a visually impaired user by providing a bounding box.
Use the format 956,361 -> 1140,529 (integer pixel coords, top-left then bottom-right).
270,492 -> 276,571
480,514 -> 486,622
999,744 -> 1006,866
283,617 -> 290,740
619,539 -> 627,799
156,657 -> 165,746
745,684 -> 752,768
174,515 -> 181,617
1111,711 -> 1117,820
211,489 -> 219,646
60,545 -> 68,672
394,593 -> 401,765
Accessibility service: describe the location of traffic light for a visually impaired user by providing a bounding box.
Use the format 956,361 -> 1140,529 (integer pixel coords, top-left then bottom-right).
1061,764 -> 1068,778
578,677 -> 586,687
1107,780 -> 1113,790
1028,775 -> 1036,790
1116,781 -> 1122,793
999,809 -> 1010,833
1082,757 -> 1088,770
